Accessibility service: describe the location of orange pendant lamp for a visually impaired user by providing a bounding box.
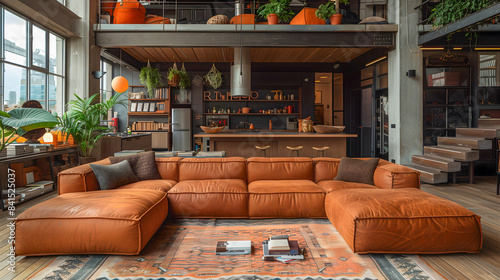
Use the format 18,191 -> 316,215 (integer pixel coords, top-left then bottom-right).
111,49 -> 129,93
112,76 -> 129,93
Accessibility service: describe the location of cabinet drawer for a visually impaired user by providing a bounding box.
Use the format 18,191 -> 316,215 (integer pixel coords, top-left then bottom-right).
122,135 -> 152,151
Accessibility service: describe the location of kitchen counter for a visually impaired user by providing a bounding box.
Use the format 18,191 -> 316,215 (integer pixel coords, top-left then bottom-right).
195,132 -> 357,158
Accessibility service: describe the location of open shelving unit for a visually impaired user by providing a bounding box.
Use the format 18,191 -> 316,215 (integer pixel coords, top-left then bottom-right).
127,85 -> 172,150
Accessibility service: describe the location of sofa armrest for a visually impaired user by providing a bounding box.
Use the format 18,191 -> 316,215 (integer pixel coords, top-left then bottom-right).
58,158 -> 111,194
373,162 -> 420,189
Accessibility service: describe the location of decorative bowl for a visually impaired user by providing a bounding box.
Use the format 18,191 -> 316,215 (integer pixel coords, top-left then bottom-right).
201,126 -> 225,134
313,125 -> 345,134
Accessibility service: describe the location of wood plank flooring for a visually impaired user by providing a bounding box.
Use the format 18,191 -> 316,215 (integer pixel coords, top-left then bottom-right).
0,179 -> 499,280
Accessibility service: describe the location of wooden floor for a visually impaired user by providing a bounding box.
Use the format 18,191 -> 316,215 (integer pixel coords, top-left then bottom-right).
0,179 -> 499,280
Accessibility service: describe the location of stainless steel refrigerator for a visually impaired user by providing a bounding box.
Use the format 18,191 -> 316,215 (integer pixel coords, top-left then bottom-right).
171,108 -> 192,151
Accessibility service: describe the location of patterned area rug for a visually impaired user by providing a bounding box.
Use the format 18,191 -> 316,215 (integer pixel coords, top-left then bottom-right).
29,219 -> 445,280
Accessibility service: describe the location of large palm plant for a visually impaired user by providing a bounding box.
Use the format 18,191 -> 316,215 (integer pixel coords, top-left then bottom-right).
59,92 -> 126,158
0,108 -> 59,152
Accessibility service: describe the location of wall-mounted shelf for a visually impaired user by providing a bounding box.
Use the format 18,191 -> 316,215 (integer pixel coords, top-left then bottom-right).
128,112 -> 170,116
128,98 -> 168,101
204,113 -> 300,116
204,99 -> 300,102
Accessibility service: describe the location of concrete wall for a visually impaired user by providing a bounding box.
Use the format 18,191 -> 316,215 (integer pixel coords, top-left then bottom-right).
387,0 -> 423,164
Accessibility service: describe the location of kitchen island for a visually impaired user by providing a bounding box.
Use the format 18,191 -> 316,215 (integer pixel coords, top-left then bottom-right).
194,131 -> 357,158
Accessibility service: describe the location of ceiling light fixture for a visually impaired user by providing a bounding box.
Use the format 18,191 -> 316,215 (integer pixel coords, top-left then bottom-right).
333,62 -> 341,69
365,56 -> 387,67
111,49 -> 129,93
315,80 -> 320,83
453,48 -> 463,50
319,76 -> 328,79
475,48 -> 500,51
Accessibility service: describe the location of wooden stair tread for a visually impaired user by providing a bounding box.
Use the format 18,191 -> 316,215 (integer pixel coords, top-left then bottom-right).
456,128 -> 500,139
437,137 -> 492,150
406,164 -> 448,184
424,146 -> 480,162
412,155 -> 461,172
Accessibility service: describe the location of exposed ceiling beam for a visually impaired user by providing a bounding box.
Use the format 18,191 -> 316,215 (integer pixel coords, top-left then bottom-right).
0,0 -> 81,38
418,3 -> 500,45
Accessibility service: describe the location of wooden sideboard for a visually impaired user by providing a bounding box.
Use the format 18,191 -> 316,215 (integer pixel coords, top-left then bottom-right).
96,134 -> 153,160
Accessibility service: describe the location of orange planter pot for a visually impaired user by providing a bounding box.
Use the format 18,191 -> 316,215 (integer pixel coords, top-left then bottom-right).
113,0 -> 146,24
330,14 -> 343,25
267,13 -> 279,25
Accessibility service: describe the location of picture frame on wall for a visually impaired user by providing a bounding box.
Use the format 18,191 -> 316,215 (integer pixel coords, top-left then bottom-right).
131,102 -> 137,112
149,103 -> 156,112
143,103 -> 150,112
137,102 -> 143,112
315,90 -> 322,104
157,103 -> 165,113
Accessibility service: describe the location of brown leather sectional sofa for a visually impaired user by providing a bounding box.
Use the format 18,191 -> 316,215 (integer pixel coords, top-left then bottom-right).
15,157 -> 482,256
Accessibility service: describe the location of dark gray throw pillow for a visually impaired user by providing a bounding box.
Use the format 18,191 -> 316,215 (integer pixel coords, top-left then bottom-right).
90,160 -> 139,190
334,157 -> 380,185
109,151 -> 161,181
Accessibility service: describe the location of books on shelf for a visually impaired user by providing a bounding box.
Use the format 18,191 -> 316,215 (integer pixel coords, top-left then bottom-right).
155,87 -> 169,99
216,240 -> 252,255
131,121 -> 169,131
268,239 -> 290,250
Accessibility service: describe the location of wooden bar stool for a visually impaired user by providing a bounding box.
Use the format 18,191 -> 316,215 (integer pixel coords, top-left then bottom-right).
287,146 -> 303,157
255,145 -> 271,157
313,146 -> 330,157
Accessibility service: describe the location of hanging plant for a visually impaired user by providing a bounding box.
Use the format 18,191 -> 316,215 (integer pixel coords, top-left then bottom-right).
167,63 -> 180,87
178,63 -> 191,90
139,60 -> 163,98
204,63 -> 223,89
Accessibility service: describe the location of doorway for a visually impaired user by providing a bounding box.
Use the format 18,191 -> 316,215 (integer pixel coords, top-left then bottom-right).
315,73 -> 343,126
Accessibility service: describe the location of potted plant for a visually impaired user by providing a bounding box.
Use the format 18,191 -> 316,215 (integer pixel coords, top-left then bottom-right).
140,60 -> 163,99
167,63 -> 180,87
204,63 -> 223,89
257,0 -> 295,25
316,0 -> 348,25
0,108 -> 59,153
178,63 -> 191,90
58,92 -> 126,164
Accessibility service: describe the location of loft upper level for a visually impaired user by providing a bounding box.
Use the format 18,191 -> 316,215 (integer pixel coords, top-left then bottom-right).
94,0 -> 398,48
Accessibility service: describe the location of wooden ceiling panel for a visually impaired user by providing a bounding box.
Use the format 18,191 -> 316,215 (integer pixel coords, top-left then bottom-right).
124,47 -> 371,63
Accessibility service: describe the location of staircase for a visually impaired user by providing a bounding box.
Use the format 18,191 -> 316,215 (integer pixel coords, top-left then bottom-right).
409,127 -> 499,184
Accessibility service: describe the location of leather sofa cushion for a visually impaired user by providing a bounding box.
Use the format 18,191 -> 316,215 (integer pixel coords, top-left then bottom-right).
15,189 -> 168,256
248,180 -> 325,218
248,180 -> 323,194
317,180 -> 377,193
314,158 -> 420,189
325,188 -> 482,254
156,157 -> 182,181
373,162 -> 421,189
118,179 -> 177,192
169,179 -> 247,194
179,158 -> 247,181
247,158 -> 314,183
167,179 -> 248,218
334,157 -> 379,185
58,158 -> 111,194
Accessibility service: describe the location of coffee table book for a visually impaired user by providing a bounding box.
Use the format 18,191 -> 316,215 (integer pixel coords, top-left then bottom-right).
262,243 -> 304,261
216,240 -> 251,255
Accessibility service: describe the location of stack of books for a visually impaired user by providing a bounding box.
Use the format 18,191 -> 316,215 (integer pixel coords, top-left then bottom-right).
15,181 -> 53,201
262,235 -> 305,263
6,143 -> 29,156
29,144 -> 50,153
216,240 -> 252,255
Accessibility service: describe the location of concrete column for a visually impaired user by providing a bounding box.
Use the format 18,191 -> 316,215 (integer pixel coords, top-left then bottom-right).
387,0 -> 423,164
66,0 -> 100,102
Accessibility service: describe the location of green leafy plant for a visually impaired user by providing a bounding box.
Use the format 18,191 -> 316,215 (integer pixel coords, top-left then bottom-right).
140,61 -> 163,98
315,1 -> 336,20
0,108 -> 59,152
204,63 -> 223,89
58,92 -> 126,158
429,0 -> 497,41
316,0 -> 349,19
257,0 -> 295,22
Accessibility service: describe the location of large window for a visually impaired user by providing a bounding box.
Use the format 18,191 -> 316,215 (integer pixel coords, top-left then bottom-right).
1,7 -> 66,115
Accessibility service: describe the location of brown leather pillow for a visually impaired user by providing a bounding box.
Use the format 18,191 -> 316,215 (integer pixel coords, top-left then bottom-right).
109,151 -> 161,181
334,157 -> 380,185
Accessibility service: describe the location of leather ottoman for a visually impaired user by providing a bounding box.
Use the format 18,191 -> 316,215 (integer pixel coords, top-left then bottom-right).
325,188 -> 482,254
16,189 -> 168,256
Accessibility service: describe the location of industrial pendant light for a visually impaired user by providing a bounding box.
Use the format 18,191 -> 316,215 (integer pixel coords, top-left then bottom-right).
112,49 -> 129,93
